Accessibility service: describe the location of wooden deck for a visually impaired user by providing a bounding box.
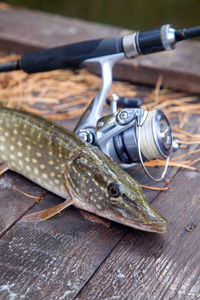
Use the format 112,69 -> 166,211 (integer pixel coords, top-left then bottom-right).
0,6 -> 200,300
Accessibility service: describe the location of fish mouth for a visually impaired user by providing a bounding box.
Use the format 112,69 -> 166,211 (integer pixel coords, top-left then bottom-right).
104,210 -> 168,233
115,215 -> 168,233
108,208 -> 168,233
135,222 -> 168,233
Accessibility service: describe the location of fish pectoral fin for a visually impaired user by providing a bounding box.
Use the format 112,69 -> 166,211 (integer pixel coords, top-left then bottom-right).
79,209 -> 111,228
0,163 -> 9,175
21,197 -> 73,222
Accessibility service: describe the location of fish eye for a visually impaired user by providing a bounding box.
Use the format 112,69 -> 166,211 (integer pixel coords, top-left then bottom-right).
107,183 -> 121,198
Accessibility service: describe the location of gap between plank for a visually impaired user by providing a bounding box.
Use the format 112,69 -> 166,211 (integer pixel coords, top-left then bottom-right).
0,189 -> 47,239
72,229 -> 128,300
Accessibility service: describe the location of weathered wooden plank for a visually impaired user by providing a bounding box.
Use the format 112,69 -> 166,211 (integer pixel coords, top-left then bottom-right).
0,190 -> 126,300
0,171 -> 44,235
0,7 -> 123,51
0,7 -> 200,93
113,41 -> 200,94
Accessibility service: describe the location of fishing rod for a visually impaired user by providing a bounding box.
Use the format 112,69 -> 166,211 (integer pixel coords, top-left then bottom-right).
0,24 -> 199,181
1,24 -> 200,73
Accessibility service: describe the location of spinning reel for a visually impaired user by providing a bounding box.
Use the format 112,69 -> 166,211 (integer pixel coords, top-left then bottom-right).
74,51 -> 173,181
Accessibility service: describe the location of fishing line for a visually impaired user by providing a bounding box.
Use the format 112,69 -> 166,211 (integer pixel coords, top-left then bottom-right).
137,111 -> 170,182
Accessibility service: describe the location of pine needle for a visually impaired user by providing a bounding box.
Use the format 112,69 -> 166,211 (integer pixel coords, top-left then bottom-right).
12,186 -> 40,202
141,184 -> 169,191
171,148 -> 200,161
176,140 -> 200,145
144,160 -> 199,171
173,127 -> 200,139
189,157 -> 200,166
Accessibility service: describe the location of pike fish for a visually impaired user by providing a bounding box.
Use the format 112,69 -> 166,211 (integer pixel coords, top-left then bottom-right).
0,107 -> 167,233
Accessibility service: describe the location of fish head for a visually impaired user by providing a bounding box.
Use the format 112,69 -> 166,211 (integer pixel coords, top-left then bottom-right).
65,146 -> 167,233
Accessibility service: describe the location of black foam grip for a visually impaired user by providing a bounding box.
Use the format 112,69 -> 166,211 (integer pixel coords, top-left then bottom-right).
20,37 -> 123,74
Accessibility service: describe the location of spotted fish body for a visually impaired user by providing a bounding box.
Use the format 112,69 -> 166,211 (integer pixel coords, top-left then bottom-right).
0,107 -> 167,233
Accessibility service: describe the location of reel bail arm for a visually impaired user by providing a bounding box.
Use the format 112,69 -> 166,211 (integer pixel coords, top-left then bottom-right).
74,52 -> 125,138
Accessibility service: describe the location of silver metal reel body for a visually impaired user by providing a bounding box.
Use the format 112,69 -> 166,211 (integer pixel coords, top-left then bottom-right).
74,52 -> 173,181
95,108 -> 148,164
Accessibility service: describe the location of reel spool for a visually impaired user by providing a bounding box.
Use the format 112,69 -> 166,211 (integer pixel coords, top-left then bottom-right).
95,108 -> 173,181
113,109 -> 172,164
136,109 -> 172,181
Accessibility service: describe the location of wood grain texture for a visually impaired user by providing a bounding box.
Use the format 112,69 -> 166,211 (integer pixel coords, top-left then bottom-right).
0,8 -> 200,93
0,171 -> 44,235
76,165 -> 200,300
0,191 -> 126,299
0,7 -> 123,51
112,41 -> 200,94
